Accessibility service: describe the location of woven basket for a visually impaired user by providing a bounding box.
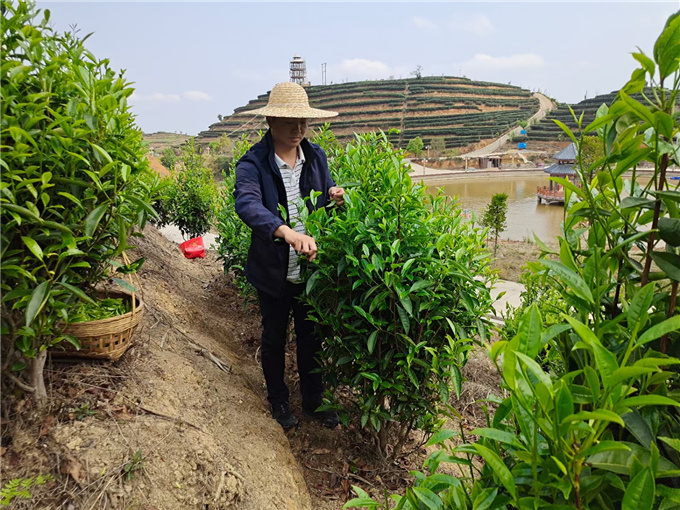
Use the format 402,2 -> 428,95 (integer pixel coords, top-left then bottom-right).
52,290 -> 143,361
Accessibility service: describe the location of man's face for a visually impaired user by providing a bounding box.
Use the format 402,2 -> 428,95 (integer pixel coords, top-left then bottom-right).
267,117 -> 308,151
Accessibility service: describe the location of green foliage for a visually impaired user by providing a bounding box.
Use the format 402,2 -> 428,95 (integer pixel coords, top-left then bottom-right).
429,137 -> 446,156
0,0 -> 162,384
406,136 -> 424,157
481,193 -> 508,256
348,303 -> 680,509
346,13 -> 680,509
122,449 -> 145,481
579,135 -> 605,183
1,474 -> 54,506
69,297 -> 130,323
303,132 -> 494,457
213,155 -> 231,175
160,147 -> 177,170
206,134 -> 234,176
72,402 -> 97,420
159,138 -> 218,239
310,123 -> 343,159
501,262 -> 566,344
215,134 -> 254,299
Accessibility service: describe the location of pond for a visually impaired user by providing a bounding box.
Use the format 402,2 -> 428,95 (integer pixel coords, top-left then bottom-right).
425,174 -> 564,244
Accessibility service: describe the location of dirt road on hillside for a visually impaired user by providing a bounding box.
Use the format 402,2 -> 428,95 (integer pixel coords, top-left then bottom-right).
461,92 -> 555,157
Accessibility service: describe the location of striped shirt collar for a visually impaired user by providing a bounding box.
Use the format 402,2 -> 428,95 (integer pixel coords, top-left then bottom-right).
274,146 -> 305,170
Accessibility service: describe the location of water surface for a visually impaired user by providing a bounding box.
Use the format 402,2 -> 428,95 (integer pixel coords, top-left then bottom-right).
426,175 -> 564,243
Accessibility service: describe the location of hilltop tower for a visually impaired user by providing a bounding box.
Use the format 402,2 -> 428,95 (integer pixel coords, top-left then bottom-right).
289,55 -> 309,86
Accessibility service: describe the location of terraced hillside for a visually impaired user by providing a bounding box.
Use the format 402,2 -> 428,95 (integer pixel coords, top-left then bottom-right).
143,131 -> 191,152
197,76 -> 539,150
528,90 -> 649,141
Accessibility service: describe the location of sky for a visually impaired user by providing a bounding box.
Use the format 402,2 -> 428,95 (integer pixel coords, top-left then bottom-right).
36,1 -> 680,136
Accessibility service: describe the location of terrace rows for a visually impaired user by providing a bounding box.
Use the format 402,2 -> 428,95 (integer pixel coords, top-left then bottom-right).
528,90 -> 647,140
198,76 -> 540,149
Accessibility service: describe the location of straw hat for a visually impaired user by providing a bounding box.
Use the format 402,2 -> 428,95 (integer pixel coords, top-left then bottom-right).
243,82 -> 338,119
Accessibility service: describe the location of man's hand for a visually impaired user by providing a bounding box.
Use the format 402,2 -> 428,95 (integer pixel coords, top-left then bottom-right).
274,225 -> 317,261
329,186 -> 345,206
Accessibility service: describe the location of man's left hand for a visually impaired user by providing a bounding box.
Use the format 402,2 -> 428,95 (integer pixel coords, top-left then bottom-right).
329,187 -> 345,206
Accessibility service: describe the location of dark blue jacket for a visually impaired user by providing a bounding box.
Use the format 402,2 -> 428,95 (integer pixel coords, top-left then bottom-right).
234,130 -> 335,297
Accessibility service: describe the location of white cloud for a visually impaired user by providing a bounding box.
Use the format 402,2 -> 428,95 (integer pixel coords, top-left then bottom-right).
447,14 -> 494,36
129,92 -> 181,103
462,53 -> 545,71
183,90 -> 212,101
412,16 -> 438,31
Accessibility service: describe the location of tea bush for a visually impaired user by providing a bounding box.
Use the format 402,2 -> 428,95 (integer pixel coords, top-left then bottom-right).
346,12 -> 680,508
215,134 -> 255,298
160,147 -> 177,170
0,0 -> 161,397
303,131 -> 494,457
348,303 -> 680,509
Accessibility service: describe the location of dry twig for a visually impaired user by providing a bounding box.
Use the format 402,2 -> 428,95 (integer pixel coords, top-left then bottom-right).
137,405 -> 206,433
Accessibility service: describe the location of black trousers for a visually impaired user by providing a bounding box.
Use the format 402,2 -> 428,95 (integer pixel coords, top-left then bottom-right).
257,282 -> 323,406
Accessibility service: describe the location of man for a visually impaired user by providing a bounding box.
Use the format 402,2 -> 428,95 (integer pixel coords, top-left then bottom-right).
233,82 -> 344,429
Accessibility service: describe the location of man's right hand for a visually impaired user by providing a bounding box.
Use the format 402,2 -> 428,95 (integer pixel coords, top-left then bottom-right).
274,225 -> 318,261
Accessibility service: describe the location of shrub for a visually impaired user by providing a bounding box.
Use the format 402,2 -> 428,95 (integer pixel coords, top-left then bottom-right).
159,138 -> 218,239
346,13 -> 680,508
215,134 -> 254,298
310,123 -> 343,159
0,0 -> 161,398
500,261 -> 565,341
303,132 -> 494,458
160,147 -> 177,170
213,155 -> 231,175
348,302 -> 680,509
429,137 -> 446,156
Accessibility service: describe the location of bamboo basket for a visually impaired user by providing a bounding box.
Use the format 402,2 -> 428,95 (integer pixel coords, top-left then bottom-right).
52,289 -> 143,361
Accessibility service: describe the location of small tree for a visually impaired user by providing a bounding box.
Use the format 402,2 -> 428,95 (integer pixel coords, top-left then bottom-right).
410,65 -> 423,79
161,139 -> 217,239
578,135 -> 604,183
160,147 -> 177,170
429,137 -> 446,157
406,136 -> 424,157
481,193 -> 508,256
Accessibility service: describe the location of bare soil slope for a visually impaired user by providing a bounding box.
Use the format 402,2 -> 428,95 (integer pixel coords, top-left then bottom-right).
2,225 -> 312,509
